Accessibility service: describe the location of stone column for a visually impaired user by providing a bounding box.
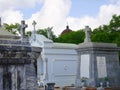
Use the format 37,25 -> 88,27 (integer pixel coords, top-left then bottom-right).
0,67 -> 3,90
11,65 -> 16,90
75,55 -> 81,87
20,65 -> 27,90
0,17 -> 2,27
45,58 -> 48,81
26,62 -> 37,90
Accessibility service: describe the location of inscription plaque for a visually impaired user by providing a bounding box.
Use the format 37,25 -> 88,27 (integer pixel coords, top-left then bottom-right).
97,56 -> 107,78
81,54 -> 90,78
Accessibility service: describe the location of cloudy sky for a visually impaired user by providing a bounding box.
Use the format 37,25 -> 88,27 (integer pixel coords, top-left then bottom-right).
0,0 -> 120,35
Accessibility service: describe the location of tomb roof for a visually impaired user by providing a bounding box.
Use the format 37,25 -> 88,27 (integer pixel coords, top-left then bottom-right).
0,27 -> 20,39
53,43 -> 78,49
78,42 -> 117,49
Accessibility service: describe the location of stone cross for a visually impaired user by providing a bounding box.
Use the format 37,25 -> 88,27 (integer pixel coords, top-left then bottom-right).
32,20 -> 37,41
47,27 -> 53,40
84,26 -> 91,42
20,20 -> 28,40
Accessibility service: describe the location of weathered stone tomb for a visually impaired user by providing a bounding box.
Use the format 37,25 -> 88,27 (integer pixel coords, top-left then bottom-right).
0,21 -> 41,90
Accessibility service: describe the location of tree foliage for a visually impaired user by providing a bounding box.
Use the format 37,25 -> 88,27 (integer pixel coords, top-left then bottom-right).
3,23 -> 20,35
26,28 -> 57,41
26,31 -> 32,36
36,28 -> 56,41
91,14 -> 120,46
109,14 -> 120,31
36,29 -> 48,37
55,30 -> 85,44
2,14 -> 120,47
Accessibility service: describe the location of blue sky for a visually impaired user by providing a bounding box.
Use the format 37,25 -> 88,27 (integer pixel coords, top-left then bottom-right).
22,0 -> 110,19
0,0 -> 120,35
21,3 -> 42,19
70,0 -> 109,17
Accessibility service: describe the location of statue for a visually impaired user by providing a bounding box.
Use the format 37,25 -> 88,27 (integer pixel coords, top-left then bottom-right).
84,26 -> 91,42
47,27 -> 53,40
20,20 -> 28,40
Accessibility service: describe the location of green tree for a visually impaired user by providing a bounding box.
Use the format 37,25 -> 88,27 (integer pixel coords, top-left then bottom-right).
55,30 -> 85,44
26,27 -> 57,41
26,31 -> 32,36
36,28 -> 56,41
92,14 -> 120,46
4,23 -> 20,35
91,32 -> 111,43
111,31 -> 120,46
36,29 -> 48,37
109,14 -> 120,31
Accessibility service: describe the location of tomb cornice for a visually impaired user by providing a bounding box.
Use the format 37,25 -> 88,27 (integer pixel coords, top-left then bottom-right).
0,57 -> 31,65
77,47 -> 120,52
0,45 -> 32,52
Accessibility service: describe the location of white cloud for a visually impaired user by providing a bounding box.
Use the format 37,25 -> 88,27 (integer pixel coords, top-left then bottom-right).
27,0 -> 71,34
0,0 -> 42,25
1,9 -> 23,24
28,0 -> 120,35
1,0 -> 120,36
0,0 -> 41,10
67,0 -> 120,32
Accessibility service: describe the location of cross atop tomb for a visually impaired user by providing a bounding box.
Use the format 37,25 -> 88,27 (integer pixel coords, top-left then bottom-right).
84,26 -> 91,42
32,20 -> 37,41
20,20 -> 28,40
